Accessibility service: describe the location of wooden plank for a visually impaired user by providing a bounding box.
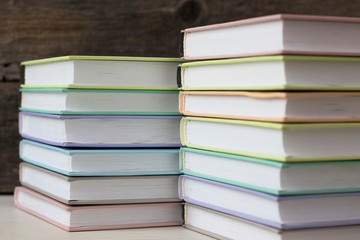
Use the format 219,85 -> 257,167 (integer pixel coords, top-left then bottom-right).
1,0 -> 360,192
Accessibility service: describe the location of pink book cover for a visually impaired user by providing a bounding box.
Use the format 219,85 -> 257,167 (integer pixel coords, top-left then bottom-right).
14,186 -> 183,232
181,14 -> 360,60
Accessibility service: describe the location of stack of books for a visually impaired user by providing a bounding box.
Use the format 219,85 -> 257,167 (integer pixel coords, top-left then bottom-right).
15,56 -> 185,231
178,14 -> 360,239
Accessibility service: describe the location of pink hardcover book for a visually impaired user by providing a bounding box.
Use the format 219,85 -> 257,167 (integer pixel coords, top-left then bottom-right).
181,14 -> 360,60
14,186 -> 183,231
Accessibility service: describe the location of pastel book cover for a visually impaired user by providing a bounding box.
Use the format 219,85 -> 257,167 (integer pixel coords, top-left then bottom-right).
14,186 -> 184,232
20,88 -> 181,115
181,14 -> 360,60
180,116 -> 360,162
180,147 -> 360,195
20,139 -> 181,176
19,162 -> 181,205
179,91 -> 360,122
184,203 -> 360,240
179,175 -> 360,230
21,55 -> 183,90
177,55 -> 360,91
19,111 -> 182,147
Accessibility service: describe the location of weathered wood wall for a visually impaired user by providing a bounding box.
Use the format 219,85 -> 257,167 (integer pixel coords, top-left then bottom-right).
2,0 -> 360,193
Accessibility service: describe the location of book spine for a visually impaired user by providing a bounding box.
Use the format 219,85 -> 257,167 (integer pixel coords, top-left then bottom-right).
20,65 -> 25,84
179,31 -> 185,58
177,65 -> 183,88
178,92 -> 185,114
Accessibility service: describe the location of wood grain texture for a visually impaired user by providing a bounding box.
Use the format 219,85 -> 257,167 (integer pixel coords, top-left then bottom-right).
2,0 -> 360,192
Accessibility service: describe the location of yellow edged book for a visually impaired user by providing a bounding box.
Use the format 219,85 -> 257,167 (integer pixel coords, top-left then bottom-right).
21,56 -> 183,90
180,116 -> 360,162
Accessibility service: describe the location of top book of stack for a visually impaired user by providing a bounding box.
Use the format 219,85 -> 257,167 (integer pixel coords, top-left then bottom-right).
21,56 -> 183,90
180,14 -> 360,60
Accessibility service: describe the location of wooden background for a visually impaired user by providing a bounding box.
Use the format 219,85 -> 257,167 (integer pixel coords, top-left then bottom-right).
2,0 -> 360,193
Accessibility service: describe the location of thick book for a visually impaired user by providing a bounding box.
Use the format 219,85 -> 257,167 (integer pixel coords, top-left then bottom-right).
184,203 -> 360,240
180,14 -> 360,60
20,88 -> 180,115
19,163 -> 180,205
178,55 -> 360,90
180,147 -> 360,195
19,112 -> 181,147
21,56 -> 183,90
179,175 -> 360,230
180,116 -> 360,162
14,186 -> 183,232
20,139 -> 180,176
179,91 -> 360,122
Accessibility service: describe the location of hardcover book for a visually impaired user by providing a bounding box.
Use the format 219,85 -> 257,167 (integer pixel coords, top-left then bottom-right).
181,14 -> 360,60
21,56 -> 183,90
20,139 -> 180,176
179,175 -> 360,230
20,88 -> 180,115
180,147 -> 360,195
184,203 -> 360,240
179,91 -> 360,122
19,112 -> 181,147
19,163 -> 180,205
177,55 -> 360,90
15,186 -> 183,232
180,116 -> 360,162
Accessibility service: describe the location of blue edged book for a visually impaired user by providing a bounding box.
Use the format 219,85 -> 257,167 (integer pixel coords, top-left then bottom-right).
20,139 -> 180,176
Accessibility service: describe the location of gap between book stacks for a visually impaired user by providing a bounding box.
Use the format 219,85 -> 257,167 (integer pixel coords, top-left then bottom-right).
15,13 -> 360,240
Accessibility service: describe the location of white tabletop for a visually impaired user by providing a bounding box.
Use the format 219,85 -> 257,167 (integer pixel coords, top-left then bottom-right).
0,195 -> 214,240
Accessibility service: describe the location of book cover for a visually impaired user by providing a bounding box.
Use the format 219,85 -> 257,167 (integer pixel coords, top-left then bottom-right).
180,116 -> 360,162
180,147 -> 360,195
20,88 -> 181,115
19,111 -> 182,147
21,55 -> 184,90
19,163 -> 181,205
184,203 -> 360,240
177,55 -> 360,90
14,186 -> 183,232
20,139 -> 181,176
179,90 -> 360,122
181,14 -> 360,59
179,175 -> 360,230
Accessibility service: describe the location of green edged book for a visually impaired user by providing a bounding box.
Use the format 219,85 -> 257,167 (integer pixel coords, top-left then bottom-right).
19,88 -> 180,115
180,116 -> 360,162
180,147 -> 360,195
177,55 -> 360,90
21,56 -> 183,90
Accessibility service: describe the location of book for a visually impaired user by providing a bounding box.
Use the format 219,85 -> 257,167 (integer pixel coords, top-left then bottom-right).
20,139 -> 180,176
180,14 -> 360,60
21,56 -> 183,90
177,55 -> 360,90
14,186 -> 183,232
179,91 -> 360,122
20,88 -> 180,115
179,175 -> 360,229
180,147 -> 360,195
19,162 -> 180,205
184,203 -> 360,240
19,112 -> 181,147
180,116 -> 360,162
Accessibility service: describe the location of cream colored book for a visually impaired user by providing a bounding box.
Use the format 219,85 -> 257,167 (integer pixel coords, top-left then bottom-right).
177,55 -> 360,90
179,91 -> 360,122
21,56 -> 183,90
181,117 -> 360,162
